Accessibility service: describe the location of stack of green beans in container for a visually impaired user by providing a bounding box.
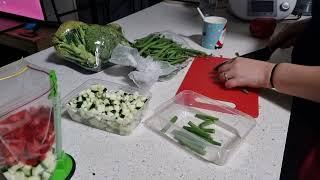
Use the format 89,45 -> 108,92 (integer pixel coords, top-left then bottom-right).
133,34 -> 206,65
161,113 -> 221,156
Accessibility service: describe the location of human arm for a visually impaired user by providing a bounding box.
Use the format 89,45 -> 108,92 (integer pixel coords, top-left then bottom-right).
217,58 -> 320,103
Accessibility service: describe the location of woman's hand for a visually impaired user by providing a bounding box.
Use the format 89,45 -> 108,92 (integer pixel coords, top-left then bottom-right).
217,57 -> 275,89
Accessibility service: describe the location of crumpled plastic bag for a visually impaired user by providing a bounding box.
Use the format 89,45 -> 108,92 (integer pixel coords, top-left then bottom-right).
109,45 -> 177,88
109,31 -> 209,89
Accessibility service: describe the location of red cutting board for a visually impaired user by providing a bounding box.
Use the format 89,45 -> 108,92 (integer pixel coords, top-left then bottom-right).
176,56 -> 259,118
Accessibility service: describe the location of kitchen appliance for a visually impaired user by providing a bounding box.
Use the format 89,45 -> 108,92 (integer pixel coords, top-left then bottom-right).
292,0 -> 312,16
229,0 -> 297,20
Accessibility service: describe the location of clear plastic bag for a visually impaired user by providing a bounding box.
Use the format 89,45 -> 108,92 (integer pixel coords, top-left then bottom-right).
109,31 -> 205,88
109,45 -> 177,88
53,21 -> 130,72
0,61 -> 58,179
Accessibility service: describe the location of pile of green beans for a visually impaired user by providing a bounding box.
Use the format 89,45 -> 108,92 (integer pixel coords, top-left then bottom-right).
133,34 -> 206,65
170,113 -> 221,156
182,114 -> 221,146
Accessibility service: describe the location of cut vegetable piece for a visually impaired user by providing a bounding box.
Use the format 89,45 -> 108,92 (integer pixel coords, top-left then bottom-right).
186,122 -> 211,139
172,130 -> 206,148
42,171 -> 51,180
160,116 -> 178,133
27,176 -> 41,180
183,126 -> 210,139
199,121 -> 214,129
195,114 -> 218,122
184,122 -> 221,146
8,162 -> 24,174
14,171 -> 25,180
41,152 -> 55,171
202,128 -> 215,134
22,165 -> 32,177
172,130 -> 206,155
32,164 -> 45,176
3,172 -> 14,180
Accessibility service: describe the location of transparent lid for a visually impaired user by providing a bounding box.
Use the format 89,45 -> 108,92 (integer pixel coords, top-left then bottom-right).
0,60 -> 52,118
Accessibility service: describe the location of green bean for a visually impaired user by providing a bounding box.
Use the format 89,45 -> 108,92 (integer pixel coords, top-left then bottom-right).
207,138 -> 221,146
174,133 -> 207,155
199,121 -> 214,129
185,121 -> 222,146
172,130 -> 206,155
185,122 -> 211,139
139,39 -> 161,54
137,35 -> 159,49
154,44 -> 172,57
161,116 -> 178,133
183,126 -> 221,146
134,35 -> 153,47
185,48 -> 206,55
172,130 -> 206,147
202,128 -> 215,133
171,58 -> 187,65
195,114 -> 219,122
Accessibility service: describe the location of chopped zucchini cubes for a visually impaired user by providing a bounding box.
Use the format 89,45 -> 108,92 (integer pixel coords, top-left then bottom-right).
68,84 -> 148,124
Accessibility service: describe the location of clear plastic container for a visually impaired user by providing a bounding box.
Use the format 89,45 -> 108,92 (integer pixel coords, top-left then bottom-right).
0,61 -> 58,179
145,90 -> 256,165
62,79 -> 151,135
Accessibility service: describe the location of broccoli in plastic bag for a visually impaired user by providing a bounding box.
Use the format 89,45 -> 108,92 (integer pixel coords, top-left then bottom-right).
52,21 -> 130,71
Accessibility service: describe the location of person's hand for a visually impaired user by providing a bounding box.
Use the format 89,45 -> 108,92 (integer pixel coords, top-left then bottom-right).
216,57 -> 275,89
268,19 -> 309,50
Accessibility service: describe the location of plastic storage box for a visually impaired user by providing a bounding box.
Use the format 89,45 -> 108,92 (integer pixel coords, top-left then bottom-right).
62,79 -> 151,135
145,90 -> 256,165
0,61 -> 58,179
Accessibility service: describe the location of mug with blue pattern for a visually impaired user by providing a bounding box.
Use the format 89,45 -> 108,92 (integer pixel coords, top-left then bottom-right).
202,16 -> 227,50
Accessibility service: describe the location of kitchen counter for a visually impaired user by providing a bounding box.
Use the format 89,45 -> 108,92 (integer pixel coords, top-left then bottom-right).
24,1 -> 292,180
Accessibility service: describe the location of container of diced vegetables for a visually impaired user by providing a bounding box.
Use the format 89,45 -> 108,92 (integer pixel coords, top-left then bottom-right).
62,79 -> 151,135
145,90 -> 256,165
0,60 -> 75,180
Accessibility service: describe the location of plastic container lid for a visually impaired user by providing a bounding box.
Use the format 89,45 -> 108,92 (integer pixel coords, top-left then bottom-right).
145,90 -> 256,165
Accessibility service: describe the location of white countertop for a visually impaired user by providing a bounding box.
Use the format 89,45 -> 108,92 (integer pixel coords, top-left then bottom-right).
24,2 -> 292,180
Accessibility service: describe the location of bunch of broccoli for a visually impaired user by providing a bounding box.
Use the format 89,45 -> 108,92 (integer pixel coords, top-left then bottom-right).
52,21 -> 130,69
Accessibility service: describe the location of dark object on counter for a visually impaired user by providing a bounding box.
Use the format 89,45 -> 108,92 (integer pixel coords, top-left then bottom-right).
240,47 -> 274,61
250,18 -> 277,39
293,0 -> 312,16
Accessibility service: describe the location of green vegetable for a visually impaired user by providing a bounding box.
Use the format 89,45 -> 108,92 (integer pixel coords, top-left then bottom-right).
184,121 -> 221,146
172,130 -> 206,155
199,121 -> 214,129
133,34 -> 206,65
183,123 -> 211,139
161,116 -> 178,133
195,113 -> 219,122
53,21 -> 129,69
202,128 -> 215,133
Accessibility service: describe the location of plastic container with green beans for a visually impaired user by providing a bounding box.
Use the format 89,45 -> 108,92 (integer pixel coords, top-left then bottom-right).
145,90 -> 256,165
